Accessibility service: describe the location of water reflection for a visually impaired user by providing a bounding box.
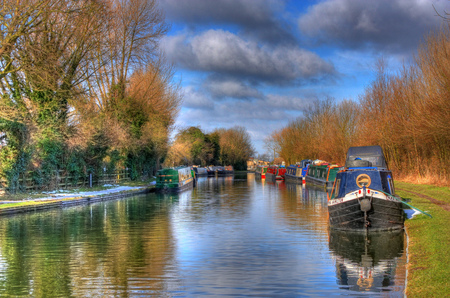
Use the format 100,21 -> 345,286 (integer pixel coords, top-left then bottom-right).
329,229 -> 407,293
0,173 -> 406,296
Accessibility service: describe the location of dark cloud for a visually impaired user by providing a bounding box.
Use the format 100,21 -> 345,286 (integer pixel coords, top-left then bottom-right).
162,30 -> 336,84
298,0 -> 443,53
160,0 -> 296,44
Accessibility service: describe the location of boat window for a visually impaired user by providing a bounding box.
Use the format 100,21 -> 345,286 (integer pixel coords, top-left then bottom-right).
356,174 -> 371,188
388,178 -> 395,195
334,179 -> 341,197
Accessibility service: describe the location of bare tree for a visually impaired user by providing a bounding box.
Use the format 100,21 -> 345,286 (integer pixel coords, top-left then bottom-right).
88,0 -> 169,111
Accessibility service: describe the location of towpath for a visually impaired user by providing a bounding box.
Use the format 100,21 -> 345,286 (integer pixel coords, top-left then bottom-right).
397,187 -> 450,212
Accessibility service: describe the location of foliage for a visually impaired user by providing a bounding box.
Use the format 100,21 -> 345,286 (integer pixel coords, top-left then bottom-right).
216,126 -> 255,169
269,25 -> 450,184
165,126 -> 254,170
0,0 -> 179,193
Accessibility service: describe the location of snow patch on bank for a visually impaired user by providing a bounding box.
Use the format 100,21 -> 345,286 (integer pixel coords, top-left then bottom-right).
48,185 -> 146,198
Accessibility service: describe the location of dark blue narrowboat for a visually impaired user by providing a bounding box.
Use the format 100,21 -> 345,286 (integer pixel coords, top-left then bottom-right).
328,146 -> 405,231
285,159 -> 311,184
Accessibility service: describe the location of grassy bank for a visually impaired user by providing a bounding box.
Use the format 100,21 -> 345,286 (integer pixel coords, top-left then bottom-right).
396,181 -> 450,297
0,178 -> 155,201
0,178 -> 155,213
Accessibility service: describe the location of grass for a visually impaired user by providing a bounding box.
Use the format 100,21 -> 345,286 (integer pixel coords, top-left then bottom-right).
396,181 -> 450,297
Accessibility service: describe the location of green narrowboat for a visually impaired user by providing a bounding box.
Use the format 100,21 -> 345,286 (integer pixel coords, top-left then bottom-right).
156,166 -> 194,193
305,161 -> 341,188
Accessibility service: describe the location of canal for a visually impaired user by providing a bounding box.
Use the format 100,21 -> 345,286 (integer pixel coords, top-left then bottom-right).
0,173 -> 407,296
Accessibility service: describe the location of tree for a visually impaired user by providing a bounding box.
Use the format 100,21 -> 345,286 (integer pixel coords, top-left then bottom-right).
166,126 -> 212,166
217,126 -> 255,170
88,0 -> 169,111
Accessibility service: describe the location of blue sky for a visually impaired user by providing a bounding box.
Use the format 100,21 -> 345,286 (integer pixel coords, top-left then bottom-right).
159,0 -> 446,155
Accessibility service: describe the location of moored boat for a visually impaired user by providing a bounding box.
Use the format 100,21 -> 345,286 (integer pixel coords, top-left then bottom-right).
328,146 -> 405,231
265,165 -> 286,181
207,166 -> 217,176
285,159 -> 311,184
222,165 -> 234,176
193,166 -> 208,176
305,160 -> 340,188
156,166 -> 194,193
255,165 -> 268,179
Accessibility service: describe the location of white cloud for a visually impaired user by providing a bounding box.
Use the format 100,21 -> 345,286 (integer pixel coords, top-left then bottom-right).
182,86 -> 214,110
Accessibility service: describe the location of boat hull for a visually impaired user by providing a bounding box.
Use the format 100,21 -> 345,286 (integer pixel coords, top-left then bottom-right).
305,175 -> 334,187
328,193 -> 404,231
265,172 -> 284,180
156,178 -> 194,193
255,172 -> 266,179
284,173 -> 304,184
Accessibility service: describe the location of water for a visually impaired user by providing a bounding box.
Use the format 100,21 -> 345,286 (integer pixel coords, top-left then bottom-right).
0,173 -> 406,297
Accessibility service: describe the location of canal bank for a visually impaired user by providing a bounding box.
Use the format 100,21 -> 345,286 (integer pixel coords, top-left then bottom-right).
0,184 -> 155,216
395,181 -> 450,297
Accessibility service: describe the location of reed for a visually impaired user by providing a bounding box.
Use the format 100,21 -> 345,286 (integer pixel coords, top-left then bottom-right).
270,25 -> 450,186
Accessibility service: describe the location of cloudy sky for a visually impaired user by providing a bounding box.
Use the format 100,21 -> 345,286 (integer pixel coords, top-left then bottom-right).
159,0 -> 446,155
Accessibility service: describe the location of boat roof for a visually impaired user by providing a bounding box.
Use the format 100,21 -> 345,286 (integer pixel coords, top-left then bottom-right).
345,145 -> 387,168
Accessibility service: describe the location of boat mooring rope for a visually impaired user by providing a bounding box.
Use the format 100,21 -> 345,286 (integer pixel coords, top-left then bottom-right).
379,190 -> 432,218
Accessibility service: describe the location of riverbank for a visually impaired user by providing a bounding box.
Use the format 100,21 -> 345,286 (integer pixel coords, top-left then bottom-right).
396,181 -> 450,297
0,182 -> 155,216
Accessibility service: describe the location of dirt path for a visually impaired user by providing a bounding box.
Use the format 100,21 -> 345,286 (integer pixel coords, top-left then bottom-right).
397,188 -> 450,212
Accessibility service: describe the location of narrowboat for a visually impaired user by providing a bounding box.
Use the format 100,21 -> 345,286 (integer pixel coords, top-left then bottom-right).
255,165 -> 268,179
305,160 -> 341,188
193,166 -> 208,176
156,166 -> 194,193
207,166 -> 217,176
216,166 -> 225,175
328,146 -> 405,231
218,165 -> 234,176
265,165 -> 286,181
225,165 -> 234,175
285,159 -> 311,184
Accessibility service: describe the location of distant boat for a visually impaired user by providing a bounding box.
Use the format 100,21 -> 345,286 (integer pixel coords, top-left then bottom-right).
207,166 -> 218,176
193,167 -> 208,176
265,165 -> 286,181
255,165 -> 268,179
156,166 -> 194,193
305,160 -> 341,188
220,165 -> 234,176
328,146 -> 405,231
285,159 -> 311,184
